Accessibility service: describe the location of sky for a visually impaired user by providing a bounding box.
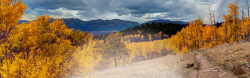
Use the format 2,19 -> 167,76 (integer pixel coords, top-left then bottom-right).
22,0 -> 246,24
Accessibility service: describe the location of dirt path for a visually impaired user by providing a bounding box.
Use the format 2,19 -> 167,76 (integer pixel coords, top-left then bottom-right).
188,52 -> 237,78
93,54 -> 187,78
68,53 -> 194,78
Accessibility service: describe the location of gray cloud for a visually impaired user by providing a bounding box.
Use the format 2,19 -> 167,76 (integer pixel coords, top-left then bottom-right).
22,0 -> 244,23
24,0 -> 86,10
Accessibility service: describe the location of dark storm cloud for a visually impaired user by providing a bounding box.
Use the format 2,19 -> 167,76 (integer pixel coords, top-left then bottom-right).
22,0 -> 244,23
118,0 -> 171,15
23,0 -> 87,10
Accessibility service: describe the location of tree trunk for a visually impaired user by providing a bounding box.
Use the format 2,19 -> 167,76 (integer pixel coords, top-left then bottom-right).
114,47 -> 117,67
5,46 -> 9,78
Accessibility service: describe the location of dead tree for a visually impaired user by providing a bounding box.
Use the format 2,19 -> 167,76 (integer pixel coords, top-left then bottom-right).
207,4 -> 213,25
206,4 -> 217,42
242,7 -> 245,21
245,0 -> 250,18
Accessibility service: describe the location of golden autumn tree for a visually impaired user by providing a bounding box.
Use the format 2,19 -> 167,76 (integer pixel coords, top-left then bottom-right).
166,0 -> 250,54
103,32 -> 127,67
167,18 -> 205,53
0,13 -> 102,78
194,19 -> 204,48
0,0 -> 27,77
0,0 -> 27,42
0,14 -> 75,77
68,29 -> 91,46
68,40 -> 102,76
228,0 -> 240,42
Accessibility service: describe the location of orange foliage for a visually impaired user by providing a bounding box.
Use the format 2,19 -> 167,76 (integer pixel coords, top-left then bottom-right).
167,1 -> 250,53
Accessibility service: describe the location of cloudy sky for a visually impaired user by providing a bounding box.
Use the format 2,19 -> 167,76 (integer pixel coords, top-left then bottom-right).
22,0 -> 246,24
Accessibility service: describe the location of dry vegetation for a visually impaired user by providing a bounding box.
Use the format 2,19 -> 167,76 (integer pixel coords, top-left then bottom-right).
197,40 -> 250,78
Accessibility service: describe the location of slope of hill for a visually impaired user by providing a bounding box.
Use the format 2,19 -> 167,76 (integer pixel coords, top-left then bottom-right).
196,40 -> 250,78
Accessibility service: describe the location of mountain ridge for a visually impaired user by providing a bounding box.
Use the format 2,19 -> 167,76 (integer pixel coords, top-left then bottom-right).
18,18 -> 140,31
18,18 -> 194,35
143,19 -> 189,25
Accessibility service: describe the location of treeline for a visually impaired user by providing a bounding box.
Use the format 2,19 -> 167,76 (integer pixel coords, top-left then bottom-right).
94,22 -> 186,41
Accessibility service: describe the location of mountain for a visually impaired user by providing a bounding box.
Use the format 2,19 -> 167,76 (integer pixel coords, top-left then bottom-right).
18,19 -> 192,35
18,20 -> 29,24
19,18 -> 139,31
144,19 -> 189,25
18,18 -> 140,35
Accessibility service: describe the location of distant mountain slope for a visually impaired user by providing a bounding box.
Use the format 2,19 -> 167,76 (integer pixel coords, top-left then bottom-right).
63,19 -> 140,31
18,20 -> 29,24
145,19 -> 224,27
19,18 -> 139,32
144,19 -> 189,25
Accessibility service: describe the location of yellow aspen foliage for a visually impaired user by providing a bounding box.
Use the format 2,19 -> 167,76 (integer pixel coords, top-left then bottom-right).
125,39 -> 168,63
165,1 -> 250,54
148,34 -> 152,41
208,41 -> 216,48
0,0 -> 27,42
0,0 -> 27,77
68,29 -> 91,46
228,1 -> 239,18
68,40 -> 102,76
180,46 -> 188,54
0,13 -> 98,77
141,35 -> 144,40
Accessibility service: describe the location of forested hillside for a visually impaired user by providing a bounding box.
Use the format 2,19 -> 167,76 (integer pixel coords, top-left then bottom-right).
94,22 -> 186,42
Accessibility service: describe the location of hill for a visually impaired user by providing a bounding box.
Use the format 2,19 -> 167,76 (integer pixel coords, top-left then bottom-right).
196,40 -> 250,78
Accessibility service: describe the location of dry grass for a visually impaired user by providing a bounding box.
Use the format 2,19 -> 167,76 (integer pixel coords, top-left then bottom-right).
198,40 -> 250,78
